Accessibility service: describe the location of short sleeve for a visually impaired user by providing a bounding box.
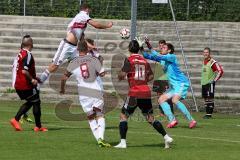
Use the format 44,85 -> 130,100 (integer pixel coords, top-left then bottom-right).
121,58 -> 131,73
83,12 -> 91,22
22,52 -> 32,70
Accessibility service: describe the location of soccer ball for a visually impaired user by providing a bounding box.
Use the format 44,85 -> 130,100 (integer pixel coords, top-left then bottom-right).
120,28 -> 130,39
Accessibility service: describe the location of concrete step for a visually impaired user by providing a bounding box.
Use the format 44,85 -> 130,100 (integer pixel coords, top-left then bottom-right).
1,22 -> 239,42
1,79 -> 239,99
1,70 -> 239,86
139,29 -> 240,40
1,15 -> 240,30
0,21 -> 123,32
1,55 -> 239,71
137,21 -> 240,30
0,15 -> 131,26
186,69 -> 240,78
0,39 -> 239,56
0,29 -> 121,40
1,39 -> 240,53
1,48 -> 239,64
0,47 -> 240,58
1,34 -> 240,48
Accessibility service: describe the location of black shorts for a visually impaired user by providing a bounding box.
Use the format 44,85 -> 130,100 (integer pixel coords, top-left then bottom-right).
121,96 -> 153,117
16,88 -> 40,102
152,80 -> 169,93
202,82 -> 215,99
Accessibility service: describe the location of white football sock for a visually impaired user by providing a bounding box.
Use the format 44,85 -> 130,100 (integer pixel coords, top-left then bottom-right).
88,119 -> 99,141
40,69 -> 50,83
97,117 -> 105,140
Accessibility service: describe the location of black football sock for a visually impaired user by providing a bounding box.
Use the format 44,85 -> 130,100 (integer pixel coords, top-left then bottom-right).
15,101 -> 32,121
32,100 -> 41,128
205,100 -> 214,116
152,120 -> 166,136
119,121 -> 128,139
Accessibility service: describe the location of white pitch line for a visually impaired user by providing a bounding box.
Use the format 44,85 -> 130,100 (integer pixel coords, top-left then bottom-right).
1,122 -> 240,144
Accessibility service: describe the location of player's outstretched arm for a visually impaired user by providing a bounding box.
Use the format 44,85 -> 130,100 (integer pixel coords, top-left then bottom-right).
88,20 -> 113,29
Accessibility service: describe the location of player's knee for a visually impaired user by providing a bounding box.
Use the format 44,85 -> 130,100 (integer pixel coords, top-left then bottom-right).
93,107 -> 104,118
87,111 -> 96,120
146,114 -> 155,124
158,96 -> 167,104
172,96 -> 180,104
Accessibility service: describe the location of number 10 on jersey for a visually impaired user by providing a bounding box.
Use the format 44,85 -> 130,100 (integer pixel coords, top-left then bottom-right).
134,64 -> 145,80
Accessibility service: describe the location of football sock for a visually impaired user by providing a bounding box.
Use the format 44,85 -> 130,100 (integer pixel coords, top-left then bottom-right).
15,101 -> 32,121
175,101 -> 193,121
167,99 -> 174,114
40,69 -> 50,83
152,120 -> 166,136
119,121 -> 128,139
88,119 -> 99,140
205,100 -> 214,116
159,106 -> 165,114
32,100 -> 41,128
160,102 -> 175,122
97,117 -> 105,140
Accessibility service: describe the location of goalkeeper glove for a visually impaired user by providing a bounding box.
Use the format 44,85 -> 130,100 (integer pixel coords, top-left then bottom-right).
144,35 -> 152,49
135,36 -> 144,48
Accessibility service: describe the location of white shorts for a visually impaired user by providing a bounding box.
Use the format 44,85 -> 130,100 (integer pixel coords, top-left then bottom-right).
79,95 -> 104,114
52,39 -> 78,65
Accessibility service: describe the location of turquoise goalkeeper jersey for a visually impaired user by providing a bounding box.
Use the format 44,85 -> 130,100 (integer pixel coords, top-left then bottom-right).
143,50 -> 189,88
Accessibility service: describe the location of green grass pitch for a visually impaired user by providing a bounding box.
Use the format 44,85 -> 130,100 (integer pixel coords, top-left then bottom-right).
0,100 -> 239,160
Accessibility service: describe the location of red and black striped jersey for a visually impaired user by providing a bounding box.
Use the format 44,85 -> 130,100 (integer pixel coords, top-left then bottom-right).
122,54 -> 153,98
12,49 -> 36,90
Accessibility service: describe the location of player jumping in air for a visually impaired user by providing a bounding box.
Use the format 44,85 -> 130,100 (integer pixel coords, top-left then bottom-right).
40,3 -> 113,84
114,40 -> 173,149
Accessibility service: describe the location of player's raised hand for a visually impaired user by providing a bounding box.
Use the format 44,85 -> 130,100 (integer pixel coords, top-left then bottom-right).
144,35 -> 152,49
135,36 -> 144,48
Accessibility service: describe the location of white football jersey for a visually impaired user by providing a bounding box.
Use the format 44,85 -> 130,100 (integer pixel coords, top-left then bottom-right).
67,11 -> 91,41
67,55 -> 104,98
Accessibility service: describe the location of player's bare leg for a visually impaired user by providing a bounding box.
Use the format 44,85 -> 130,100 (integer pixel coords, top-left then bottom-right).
39,64 -> 59,83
